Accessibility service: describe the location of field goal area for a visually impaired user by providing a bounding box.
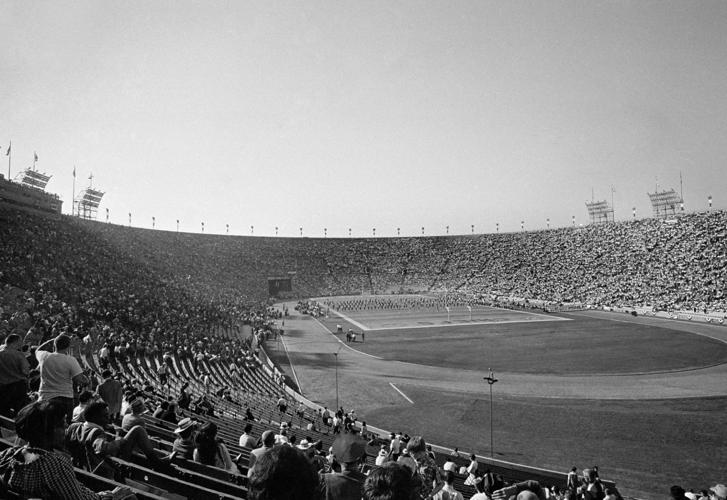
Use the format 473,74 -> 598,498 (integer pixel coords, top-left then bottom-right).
314,294 -> 571,331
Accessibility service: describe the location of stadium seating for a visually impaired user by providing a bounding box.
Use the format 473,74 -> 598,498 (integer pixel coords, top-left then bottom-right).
1,203 -> 724,498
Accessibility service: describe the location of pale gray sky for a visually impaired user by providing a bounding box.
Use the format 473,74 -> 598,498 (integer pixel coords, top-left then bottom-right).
2,1 -> 726,236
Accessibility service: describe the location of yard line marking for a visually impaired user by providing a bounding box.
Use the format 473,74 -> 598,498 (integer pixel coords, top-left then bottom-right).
328,309 -> 371,331
390,383 -> 414,404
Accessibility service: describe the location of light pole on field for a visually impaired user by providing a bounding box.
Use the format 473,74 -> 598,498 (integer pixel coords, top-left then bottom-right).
334,345 -> 343,410
484,368 -> 498,458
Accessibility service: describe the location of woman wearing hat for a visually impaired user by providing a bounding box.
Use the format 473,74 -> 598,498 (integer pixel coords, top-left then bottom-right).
0,400 -> 135,499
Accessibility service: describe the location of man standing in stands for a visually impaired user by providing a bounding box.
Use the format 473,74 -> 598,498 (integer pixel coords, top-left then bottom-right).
36,334 -> 88,422
0,333 -> 30,417
96,369 -> 123,423
157,362 -> 168,388
320,433 -> 368,500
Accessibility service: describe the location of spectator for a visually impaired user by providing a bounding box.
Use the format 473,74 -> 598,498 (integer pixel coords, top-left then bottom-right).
72,390 -> 96,423
406,436 -> 443,499
239,423 -> 256,448
375,444 -> 389,466
172,417 -> 198,460
493,480 -> 546,500
363,462 -> 418,500
434,470 -> 464,500
464,453 -> 479,486
248,429 -> 276,478
320,433 -> 368,500
442,456 -> 457,472
121,397 -> 147,432
193,421 -> 234,471
96,370 -> 123,423
66,401 -> 170,478
248,444 -> 320,500
567,466 -> 579,492
0,399 -> 134,499
36,334 -> 88,422
0,333 -> 30,417
396,448 -> 416,474
470,476 -> 489,500
582,469 -> 604,500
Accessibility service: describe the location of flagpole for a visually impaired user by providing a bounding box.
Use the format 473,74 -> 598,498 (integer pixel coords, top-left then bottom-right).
72,166 -> 76,216
6,141 -> 10,179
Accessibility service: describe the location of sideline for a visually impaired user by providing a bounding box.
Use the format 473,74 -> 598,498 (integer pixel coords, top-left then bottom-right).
389,382 -> 414,404
277,329 -> 304,396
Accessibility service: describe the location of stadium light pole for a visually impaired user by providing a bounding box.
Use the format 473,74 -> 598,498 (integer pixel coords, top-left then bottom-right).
471,224 -> 474,234
496,222 -> 499,233
397,227 -> 400,237
484,368 -> 498,458
334,345 -> 343,410
152,216 -> 155,229
446,225 -> 449,235
348,228 -> 352,237
373,227 -> 376,237
201,221 -> 204,233
275,226 -> 279,236
226,223 -> 229,234
521,220 -> 524,231
250,225 -> 254,235
300,227 -> 303,237
421,226 -> 425,236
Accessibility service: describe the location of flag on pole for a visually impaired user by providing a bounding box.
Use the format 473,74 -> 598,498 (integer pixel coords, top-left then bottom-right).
5,142 -> 10,156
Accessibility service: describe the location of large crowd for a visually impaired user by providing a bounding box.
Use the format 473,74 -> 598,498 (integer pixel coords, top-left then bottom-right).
1,204 -> 726,499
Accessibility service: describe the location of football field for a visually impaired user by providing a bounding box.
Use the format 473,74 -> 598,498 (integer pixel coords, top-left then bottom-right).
276,297 -> 727,498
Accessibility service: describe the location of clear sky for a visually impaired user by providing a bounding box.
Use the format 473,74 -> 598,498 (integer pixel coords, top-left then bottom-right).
2,1 -> 726,237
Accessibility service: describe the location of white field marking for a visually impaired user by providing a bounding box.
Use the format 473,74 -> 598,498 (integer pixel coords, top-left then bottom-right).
311,316 -> 383,360
389,383 -> 414,404
328,309 -> 371,331
278,331 -> 304,396
574,312 -> 727,345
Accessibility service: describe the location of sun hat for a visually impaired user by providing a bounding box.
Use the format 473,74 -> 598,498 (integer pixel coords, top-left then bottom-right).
174,417 -> 197,434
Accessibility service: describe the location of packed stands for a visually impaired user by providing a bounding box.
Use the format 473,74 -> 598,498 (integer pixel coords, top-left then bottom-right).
1,203 -> 726,499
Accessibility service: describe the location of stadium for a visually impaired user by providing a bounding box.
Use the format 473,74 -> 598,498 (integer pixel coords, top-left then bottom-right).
3,2 -> 727,499
1,193 -> 726,499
